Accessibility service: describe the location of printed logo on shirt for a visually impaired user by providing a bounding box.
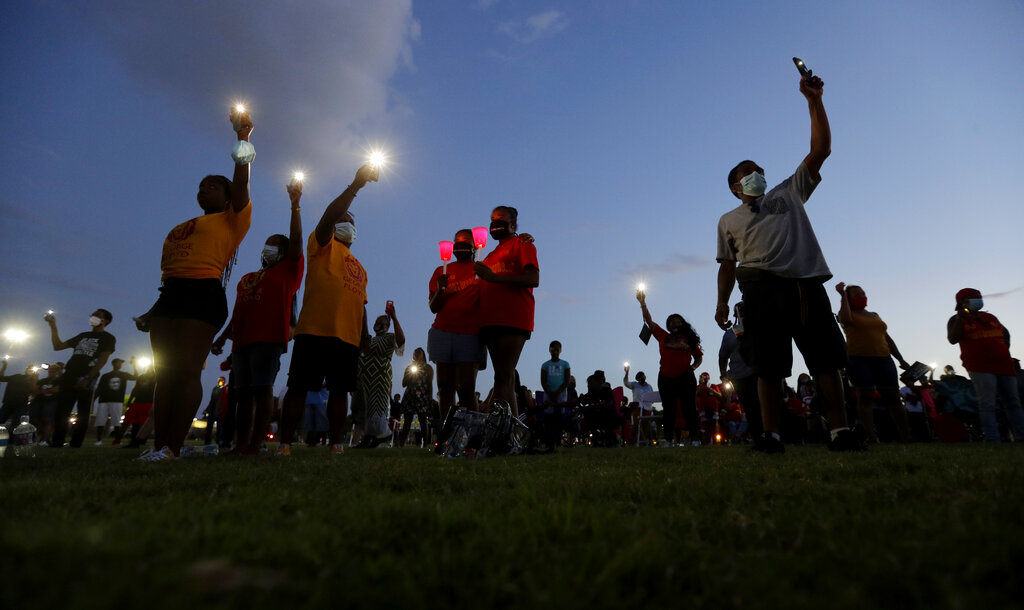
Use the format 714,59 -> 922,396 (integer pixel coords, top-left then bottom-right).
762,197 -> 790,215
74,337 -> 101,357
662,335 -> 692,352
167,219 -> 198,242
345,256 -> 365,282
108,378 -> 122,392
238,270 -> 265,302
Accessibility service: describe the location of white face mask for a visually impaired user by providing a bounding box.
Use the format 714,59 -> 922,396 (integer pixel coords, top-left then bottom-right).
740,172 -> 767,197
334,222 -> 357,244
261,245 -> 282,267
89,316 -> 103,328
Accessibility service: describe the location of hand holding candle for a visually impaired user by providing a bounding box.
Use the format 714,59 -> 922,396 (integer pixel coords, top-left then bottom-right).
636,283 -> 646,303
439,240 -> 454,273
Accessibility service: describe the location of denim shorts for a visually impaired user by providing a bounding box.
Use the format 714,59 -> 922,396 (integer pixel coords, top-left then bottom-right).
427,327 -> 485,364
846,355 -> 899,390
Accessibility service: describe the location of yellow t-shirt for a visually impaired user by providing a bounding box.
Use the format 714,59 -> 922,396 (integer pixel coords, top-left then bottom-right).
842,312 -> 890,358
160,203 -> 252,281
294,233 -> 367,346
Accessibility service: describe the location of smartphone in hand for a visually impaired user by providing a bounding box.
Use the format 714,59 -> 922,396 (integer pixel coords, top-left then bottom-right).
793,57 -> 811,78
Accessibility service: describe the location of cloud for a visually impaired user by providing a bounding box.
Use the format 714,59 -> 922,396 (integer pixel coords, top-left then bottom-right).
79,1 -> 418,161
474,0 -> 499,9
621,253 -> 714,278
499,10 -> 567,43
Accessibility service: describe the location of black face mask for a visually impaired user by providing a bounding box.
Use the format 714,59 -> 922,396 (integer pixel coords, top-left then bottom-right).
489,219 -> 511,240
453,247 -> 473,262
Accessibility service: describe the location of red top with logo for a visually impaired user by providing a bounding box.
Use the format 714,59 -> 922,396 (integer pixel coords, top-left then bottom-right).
230,255 -> 304,350
429,261 -> 480,335
959,312 -> 1014,375
478,238 -> 539,332
651,323 -> 703,377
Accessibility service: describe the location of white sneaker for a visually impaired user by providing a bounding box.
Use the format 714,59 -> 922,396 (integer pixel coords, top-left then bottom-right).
138,446 -> 175,461
94,441 -> 103,446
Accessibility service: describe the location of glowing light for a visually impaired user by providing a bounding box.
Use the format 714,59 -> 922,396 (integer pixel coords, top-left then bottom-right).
368,150 -> 387,168
47,310 -> 54,315
40,363 -> 49,370
292,171 -> 305,183
438,241 -> 454,262
410,365 -> 419,373
929,362 -> 937,370
137,357 -> 152,370
623,361 -> 630,368
723,382 -> 733,390
715,434 -> 722,442
472,227 -> 488,250
636,282 -> 646,293
234,104 -> 246,114
4,329 -> 28,344
30,366 -> 39,373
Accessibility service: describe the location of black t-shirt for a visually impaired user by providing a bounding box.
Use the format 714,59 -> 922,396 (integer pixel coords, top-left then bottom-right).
34,376 -> 60,403
96,371 -> 136,403
1,373 -> 35,406
62,331 -> 116,380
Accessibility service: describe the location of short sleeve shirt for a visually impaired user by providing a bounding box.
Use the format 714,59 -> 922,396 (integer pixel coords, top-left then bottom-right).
958,313 -> 1014,375
429,261 -> 480,335
650,323 -> 703,378
479,238 -> 539,331
161,203 -> 252,280
63,331 -> 116,379
719,329 -> 753,379
716,163 -> 831,279
842,313 -> 890,358
294,234 -> 367,347
541,359 -> 570,392
231,255 -> 305,350
96,371 -> 136,403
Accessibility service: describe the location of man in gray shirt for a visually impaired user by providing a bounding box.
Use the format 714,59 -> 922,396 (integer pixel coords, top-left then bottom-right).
714,67 -> 858,453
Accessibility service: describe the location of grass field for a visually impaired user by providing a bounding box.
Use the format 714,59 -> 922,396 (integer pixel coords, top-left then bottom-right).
2,442 -> 1023,610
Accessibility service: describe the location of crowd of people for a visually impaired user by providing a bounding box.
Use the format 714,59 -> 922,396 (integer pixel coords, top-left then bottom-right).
3,71 -> 1023,458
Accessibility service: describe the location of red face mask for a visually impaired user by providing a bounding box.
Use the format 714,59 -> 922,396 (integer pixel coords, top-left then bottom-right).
850,296 -> 867,310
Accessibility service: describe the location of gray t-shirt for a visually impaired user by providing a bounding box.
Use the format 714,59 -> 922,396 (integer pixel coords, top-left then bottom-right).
719,328 -> 753,379
716,162 -> 831,279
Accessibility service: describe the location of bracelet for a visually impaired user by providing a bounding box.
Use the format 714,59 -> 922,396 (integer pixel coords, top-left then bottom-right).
291,207 -> 300,212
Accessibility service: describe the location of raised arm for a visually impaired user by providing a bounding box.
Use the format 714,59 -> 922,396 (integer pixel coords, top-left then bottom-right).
800,74 -> 831,177
835,282 -> 853,325
46,316 -> 73,350
314,165 -> 379,247
387,302 -> 406,350
230,110 -> 253,213
638,291 -> 654,328
286,183 -> 303,260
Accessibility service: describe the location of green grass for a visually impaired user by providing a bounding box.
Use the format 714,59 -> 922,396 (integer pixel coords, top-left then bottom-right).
2,443 -> 1024,609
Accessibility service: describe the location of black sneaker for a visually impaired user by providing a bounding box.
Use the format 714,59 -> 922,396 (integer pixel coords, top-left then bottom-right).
752,433 -> 785,454
828,429 -> 867,452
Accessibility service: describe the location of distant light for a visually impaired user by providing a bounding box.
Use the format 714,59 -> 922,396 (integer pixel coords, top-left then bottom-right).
715,434 -> 722,442
929,362 -> 937,370
623,361 -> 629,368
30,366 -> 39,373
4,329 -> 28,344
410,365 -> 419,373
137,357 -> 152,370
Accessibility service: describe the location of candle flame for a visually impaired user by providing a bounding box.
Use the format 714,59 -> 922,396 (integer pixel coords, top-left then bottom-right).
368,151 -> 386,168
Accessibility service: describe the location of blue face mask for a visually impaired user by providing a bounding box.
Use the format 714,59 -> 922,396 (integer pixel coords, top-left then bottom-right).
966,298 -> 984,312
740,172 -> 767,197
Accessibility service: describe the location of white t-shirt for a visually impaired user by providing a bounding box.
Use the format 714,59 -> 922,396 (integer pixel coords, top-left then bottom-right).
901,386 -> 924,413
624,380 -> 655,413
716,162 -> 831,279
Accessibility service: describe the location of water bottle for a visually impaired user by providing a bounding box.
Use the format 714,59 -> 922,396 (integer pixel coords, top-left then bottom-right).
0,423 -> 9,458
11,416 -> 38,457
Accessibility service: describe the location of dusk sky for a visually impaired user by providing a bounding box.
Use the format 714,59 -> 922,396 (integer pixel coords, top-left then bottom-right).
2,1 -> 1022,401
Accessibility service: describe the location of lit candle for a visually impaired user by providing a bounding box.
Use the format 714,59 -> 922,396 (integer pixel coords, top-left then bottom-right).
291,171 -> 305,186
471,227 -> 488,261
231,103 -> 247,131
438,240 -> 454,273
368,151 -> 386,168
636,283 -> 646,299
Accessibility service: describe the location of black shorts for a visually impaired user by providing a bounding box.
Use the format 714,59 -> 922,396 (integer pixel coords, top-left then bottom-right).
286,334 -> 360,394
737,275 -> 847,379
150,278 -> 228,329
232,342 -> 285,388
479,325 -> 531,342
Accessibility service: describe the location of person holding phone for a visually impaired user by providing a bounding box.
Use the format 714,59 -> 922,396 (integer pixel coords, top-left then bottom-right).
132,110 -> 253,460
275,165 -> 379,456
835,282 -> 911,443
475,206 -> 540,417
637,291 -> 703,446
714,63 -> 858,454
353,304 -> 405,448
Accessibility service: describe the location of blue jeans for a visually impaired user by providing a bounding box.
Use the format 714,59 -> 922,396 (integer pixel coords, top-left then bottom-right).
967,372 -> 1024,442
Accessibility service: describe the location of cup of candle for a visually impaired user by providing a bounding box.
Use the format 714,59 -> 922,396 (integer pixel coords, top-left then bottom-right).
471,227 -> 488,260
231,103 -> 246,131
439,241 -> 454,273
289,171 -> 304,189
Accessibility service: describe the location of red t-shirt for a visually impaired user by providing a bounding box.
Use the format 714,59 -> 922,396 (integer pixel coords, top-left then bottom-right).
650,323 -> 703,378
429,261 -> 480,335
958,313 -> 1014,375
479,238 -> 539,332
230,256 -> 304,350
